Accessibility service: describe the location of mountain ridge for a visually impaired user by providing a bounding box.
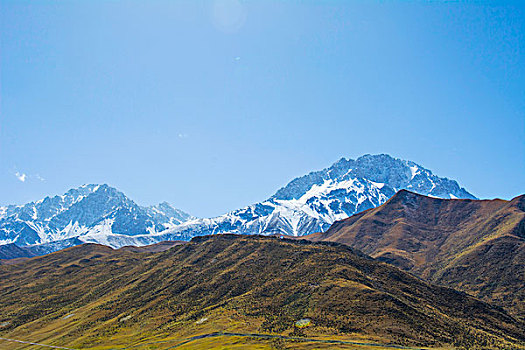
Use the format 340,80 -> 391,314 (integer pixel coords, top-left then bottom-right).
0,154 -> 476,251
307,189 -> 525,318
0,184 -> 193,248
161,154 -> 476,240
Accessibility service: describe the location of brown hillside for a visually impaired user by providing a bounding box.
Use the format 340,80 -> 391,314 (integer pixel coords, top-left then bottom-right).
0,235 -> 524,349
308,190 -> 525,317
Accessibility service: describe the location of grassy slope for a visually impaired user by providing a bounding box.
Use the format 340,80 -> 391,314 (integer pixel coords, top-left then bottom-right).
0,235 -> 524,349
308,190 -> 525,318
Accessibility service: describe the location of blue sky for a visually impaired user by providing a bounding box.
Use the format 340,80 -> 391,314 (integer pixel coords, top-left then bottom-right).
1,1 -> 524,217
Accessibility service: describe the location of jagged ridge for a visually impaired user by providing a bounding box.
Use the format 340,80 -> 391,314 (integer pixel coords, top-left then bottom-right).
162,154 -> 475,240
0,154 -> 475,250
0,184 -> 192,247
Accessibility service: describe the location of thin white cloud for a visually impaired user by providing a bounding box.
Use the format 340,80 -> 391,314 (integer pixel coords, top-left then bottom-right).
15,172 -> 27,182
35,174 -> 46,182
178,133 -> 188,139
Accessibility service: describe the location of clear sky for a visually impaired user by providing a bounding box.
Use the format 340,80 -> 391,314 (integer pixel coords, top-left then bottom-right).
1,1 -> 524,217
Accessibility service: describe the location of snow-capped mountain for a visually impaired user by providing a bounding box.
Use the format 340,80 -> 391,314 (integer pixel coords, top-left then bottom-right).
0,184 -> 192,248
0,154 -> 476,252
160,154 -> 476,240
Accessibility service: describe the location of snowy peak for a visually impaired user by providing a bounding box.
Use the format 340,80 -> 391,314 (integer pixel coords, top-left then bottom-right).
145,201 -> 194,226
2,184 -> 126,224
272,154 -> 475,202
162,154 -> 476,241
0,184 -> 192,246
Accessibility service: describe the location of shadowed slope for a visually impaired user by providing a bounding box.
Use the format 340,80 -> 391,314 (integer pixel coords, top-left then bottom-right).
308,190 -> 525,317
0,243 -> 36,260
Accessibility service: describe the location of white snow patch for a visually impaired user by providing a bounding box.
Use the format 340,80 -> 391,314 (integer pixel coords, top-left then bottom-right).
409,166 -> 420,180
369,181 -> 385,189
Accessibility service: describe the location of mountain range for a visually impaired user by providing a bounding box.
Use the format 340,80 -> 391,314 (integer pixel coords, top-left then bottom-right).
1,154 -> 523,349
0,154 -> 475,253
0,184 -> 192,252
162,154 -> 475,241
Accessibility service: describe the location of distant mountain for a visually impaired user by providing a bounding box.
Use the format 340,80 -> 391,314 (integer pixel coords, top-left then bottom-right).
0,154 -> 475,251
0,184 -> 192,247
0,235 -> 523,349
0,243 -> 36,260
162,154 -> 476,240
308,190 -> 525,318
0,238 -> 85,260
